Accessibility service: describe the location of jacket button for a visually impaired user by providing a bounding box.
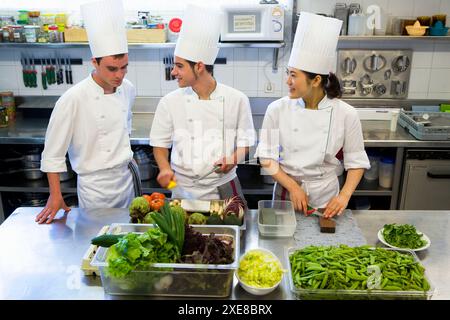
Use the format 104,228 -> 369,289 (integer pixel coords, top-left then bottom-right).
107,149 -> 111,152
101,115 -> 105,119
95,97 -> 99,100
188,119 -> 193,122
293,128 -> 298,132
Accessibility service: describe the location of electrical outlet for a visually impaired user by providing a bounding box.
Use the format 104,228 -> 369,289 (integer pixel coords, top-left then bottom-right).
264,82 -> 274,93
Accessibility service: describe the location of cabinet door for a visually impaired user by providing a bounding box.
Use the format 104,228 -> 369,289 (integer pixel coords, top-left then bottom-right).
401,160 -> 450,210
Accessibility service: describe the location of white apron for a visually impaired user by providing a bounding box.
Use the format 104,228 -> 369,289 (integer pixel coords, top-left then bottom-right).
171,96 -> 227,200
275,104 -> 339,208
77,163 -> 135,208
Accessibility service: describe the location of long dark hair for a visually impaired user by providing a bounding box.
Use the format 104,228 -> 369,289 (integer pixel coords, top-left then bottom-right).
303,71 -> 342,99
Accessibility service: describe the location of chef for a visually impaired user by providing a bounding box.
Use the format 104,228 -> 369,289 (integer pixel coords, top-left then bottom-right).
36,0 -> 141,224
255,12 -> 370,219
150,4 -> 256,200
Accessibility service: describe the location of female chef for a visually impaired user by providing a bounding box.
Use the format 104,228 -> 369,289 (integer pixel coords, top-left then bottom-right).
255,12 -> 370,219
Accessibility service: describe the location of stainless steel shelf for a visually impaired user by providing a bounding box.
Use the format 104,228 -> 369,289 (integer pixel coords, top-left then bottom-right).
0,173 -> 77,193
353,177 -> 393,196
0,41 -> 285,49
339,35 -> 450,41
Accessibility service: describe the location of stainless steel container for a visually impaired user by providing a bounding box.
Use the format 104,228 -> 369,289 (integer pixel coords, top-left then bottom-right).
22,168 -> 44,180
133,147 -> 155,181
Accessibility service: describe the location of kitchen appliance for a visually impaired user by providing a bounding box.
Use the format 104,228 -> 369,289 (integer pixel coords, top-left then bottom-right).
220,3 -> 284,42
400,149 -> 450,210
337,50 -> 412,99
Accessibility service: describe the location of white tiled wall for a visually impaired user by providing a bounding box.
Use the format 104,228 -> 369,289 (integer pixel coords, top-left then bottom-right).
0,46 -> 292,98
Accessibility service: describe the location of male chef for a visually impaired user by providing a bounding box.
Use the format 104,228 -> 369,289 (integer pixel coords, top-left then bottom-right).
36,0 -> 140,224
150,4 -> 256,200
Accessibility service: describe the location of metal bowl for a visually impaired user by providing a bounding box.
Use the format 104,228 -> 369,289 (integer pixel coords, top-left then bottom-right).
22,168 -> 44,180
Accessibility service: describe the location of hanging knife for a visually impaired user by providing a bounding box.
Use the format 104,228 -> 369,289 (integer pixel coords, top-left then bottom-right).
56,53 -> 63,85
67,56 -> 73,84
30,54 -> 37,88
64,57 -> 69,84
20,54 -> 28,87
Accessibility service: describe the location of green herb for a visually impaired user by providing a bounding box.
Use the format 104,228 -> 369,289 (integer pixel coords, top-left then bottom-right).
150,202 -> 185,253
382,224 -> 427,249
289,245 -> 430,292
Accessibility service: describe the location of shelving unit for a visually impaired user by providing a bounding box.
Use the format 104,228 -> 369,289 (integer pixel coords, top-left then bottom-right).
338,35 -> 450,41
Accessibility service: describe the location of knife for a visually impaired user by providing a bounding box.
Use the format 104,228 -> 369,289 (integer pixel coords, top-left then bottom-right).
306,206 -> 336,221
193,164 -> 222,183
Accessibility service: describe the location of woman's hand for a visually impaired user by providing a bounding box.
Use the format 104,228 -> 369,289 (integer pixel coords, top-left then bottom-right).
323,193 -> 351,218
288,184 -> 309,214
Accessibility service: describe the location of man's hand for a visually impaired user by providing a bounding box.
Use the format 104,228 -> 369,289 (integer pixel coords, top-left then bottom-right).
35,194 -> 71,224
214,156 -> 236,174
288,184 -> 309,214
157,168 -> 175,188
323,193 -> 350,218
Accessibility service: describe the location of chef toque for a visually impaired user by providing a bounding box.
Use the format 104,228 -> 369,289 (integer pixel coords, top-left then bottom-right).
288,12 -> 342,75
81,0 -> 128,58
174,4 -> 221,65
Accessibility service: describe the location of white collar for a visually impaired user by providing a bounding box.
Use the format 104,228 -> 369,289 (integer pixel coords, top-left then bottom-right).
87,73 -> 123,96
289,95 -> 331,110
184,82 -> 223,100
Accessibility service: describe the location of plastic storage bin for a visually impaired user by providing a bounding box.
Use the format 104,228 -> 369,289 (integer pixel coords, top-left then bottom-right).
364,151 -> 379,181
258,200 -> 296,237
91,223 -> 240,297
379,156 -> 395,188
286,247 -> 434,300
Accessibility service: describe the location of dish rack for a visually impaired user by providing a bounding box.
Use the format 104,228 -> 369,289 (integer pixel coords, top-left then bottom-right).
398,110 -> 450,140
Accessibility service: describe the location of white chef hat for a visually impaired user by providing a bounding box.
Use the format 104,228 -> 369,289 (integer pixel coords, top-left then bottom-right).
288,12 -> 342,75
81,0 -> 128,58
174,4 -> 221,65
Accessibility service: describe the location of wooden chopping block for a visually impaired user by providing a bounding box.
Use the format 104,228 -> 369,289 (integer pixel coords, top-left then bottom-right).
319,216 -> 336,233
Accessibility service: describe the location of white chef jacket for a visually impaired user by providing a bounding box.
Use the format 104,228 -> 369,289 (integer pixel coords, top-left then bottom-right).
149,83 -> 256,191
255,95 -> 370,179
41,74 -> 135,175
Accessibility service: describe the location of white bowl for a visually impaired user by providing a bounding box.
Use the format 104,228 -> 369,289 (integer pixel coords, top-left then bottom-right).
235,248 -> 283,296
378,228 -> 431,252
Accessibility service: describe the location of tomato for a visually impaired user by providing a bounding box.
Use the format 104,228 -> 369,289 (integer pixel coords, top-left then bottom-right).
142,194 -> 152,206
150,199 -> 165,211
150,192 -> 165,201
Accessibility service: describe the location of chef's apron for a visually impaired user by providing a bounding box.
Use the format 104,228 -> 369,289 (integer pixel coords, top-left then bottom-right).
273,104 -> 339,209
77,160 -> 142,208
171,96 -> 246,202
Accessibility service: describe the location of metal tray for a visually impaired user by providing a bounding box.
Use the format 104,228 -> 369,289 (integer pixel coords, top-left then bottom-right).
91,223 -> 240,297
398,110 -> 450,140
286,246 -> 434,300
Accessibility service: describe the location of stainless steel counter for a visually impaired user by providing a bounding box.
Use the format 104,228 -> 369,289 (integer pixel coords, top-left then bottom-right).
0,207 -> 449,300
1,112 -> 450,147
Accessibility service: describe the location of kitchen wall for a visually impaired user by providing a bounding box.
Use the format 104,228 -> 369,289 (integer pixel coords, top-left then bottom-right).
0,0 -> 450,100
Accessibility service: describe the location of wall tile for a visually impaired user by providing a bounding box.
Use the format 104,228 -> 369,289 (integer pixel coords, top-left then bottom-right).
132,49 -> 160,66
412,50 -> 434,68
310,0 -> 336,15
234,66 -> 258,94
214,65 -> 234,87
217,48 -> 234,67
432,42 -> 450,68
234,48 -> 259,67
0,49 -> 18,66
388,0 -> 414,18
136,65 -> 161,96
0,66 -> 18,91
408,68 -> 431,93
428,68 -> 450,92
407,92 -> 428,99
427,92 -> 450,99
257,65 -> 283,97
413,0 -> 441,17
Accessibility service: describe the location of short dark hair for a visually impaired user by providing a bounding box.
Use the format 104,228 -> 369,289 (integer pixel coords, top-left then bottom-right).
186,59 -> 214,75
95,53 -> 126,65
303,71 -> 342,99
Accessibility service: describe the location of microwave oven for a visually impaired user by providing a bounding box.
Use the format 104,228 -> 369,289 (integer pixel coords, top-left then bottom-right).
220,4 -> 284,42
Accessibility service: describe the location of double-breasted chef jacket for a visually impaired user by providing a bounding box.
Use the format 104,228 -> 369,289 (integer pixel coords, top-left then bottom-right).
40,74 -> 137,208
150,83 -> 256,199
255,95 -> 370,208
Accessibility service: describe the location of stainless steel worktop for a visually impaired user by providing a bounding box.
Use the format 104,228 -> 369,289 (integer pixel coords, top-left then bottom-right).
0,207 -> 449,300
1,112 -> 450,147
